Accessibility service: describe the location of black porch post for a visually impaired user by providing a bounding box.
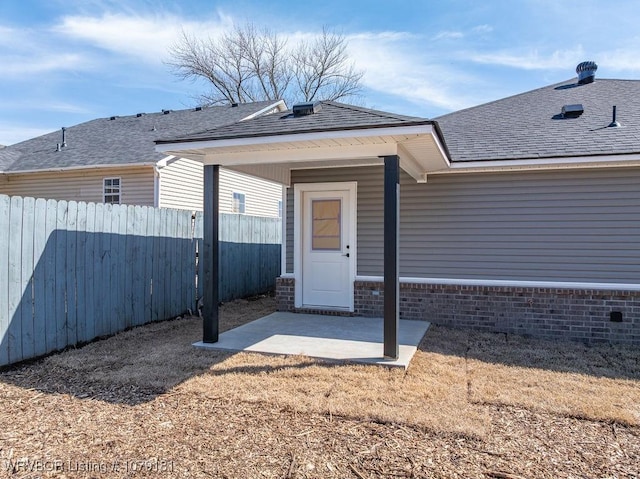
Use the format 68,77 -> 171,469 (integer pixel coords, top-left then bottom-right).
203,164 -> 220,343
383,155 -> 399,359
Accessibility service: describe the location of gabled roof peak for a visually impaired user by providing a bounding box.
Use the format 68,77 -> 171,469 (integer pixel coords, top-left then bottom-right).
157,100 -> 429,145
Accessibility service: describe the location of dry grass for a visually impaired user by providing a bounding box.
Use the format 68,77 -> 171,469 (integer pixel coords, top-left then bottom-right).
463,330 -> 640,426
0,295 -> 638,478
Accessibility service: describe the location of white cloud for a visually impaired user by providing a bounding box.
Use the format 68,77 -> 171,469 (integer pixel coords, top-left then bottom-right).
53,11 -> 234,64
0,22 -> 95,77
433,30 -> 464,41
0,26 -> 14,42
598,47 -> 640,73
469,46 -> 586,70
347,31 -> 421,42
2,53 -> 89,76
471,24 -> 493,34
0,125 -> 54,146
346,32 -> 484,112
432,24 -> 493,42
2,99 -> 91,115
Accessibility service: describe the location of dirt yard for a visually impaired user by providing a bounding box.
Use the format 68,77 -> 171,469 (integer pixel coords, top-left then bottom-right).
0,296 -> 638,478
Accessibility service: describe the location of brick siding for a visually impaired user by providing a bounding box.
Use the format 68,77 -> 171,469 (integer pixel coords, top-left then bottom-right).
276,278 -> 640,345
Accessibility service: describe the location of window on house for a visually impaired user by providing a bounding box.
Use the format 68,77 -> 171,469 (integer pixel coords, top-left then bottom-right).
103,177 -> 121,204
278,200 -> 283,218
232,192 -> 246,214
311,199 -> 341,250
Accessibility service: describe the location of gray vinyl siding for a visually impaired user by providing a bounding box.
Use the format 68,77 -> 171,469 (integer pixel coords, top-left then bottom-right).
287,166 -> 640,284
287,167 -> 383,274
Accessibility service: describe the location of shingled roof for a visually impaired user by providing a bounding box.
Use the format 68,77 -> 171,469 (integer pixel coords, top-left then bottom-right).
156,101 -> 431,144
435,78 -> 640,162
0,101 -> 283,173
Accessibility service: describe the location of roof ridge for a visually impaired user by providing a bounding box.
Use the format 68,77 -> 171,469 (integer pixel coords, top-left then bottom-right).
97,99 -> 277,121
323,101 -> 424,122
433,78 -> 580,120
434,77 -> 640,121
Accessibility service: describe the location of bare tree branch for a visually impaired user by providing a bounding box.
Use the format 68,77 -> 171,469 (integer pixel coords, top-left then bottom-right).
292,27 -> 363,102
166,24 -> 363,107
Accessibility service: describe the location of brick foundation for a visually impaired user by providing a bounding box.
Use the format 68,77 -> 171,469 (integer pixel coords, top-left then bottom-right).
275,277 -> 295,312
276,277 -> 640,345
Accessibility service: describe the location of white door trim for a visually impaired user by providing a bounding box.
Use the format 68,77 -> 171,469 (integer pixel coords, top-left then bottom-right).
293,181 -> 357,311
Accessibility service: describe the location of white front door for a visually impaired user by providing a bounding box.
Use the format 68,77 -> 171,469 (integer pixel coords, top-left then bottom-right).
299,185 -> 355,310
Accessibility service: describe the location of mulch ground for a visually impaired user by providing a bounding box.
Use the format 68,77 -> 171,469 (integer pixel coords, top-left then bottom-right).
0,296 -> 638,478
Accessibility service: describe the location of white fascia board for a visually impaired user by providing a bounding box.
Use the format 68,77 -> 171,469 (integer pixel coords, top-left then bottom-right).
203,143 -> 399,166
440,153 -> 640,174
155,155 -> 177,169
397,143 -> 427,183
240,100 -> 288,121
354,275 -> 640,291
156,124 -> 435,154
2,162 -> 157,175
431,131 -> 451,168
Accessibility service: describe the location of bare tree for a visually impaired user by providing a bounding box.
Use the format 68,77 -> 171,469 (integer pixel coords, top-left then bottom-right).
167,23 -> 363,107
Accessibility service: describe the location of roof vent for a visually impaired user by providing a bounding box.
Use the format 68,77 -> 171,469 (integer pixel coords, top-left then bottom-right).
608,105 -> 621,128
231,103 -> 238,108
162,109 -> 171,115
195,106 -> 202,111
109,116 -> 117,120
576,61 -> 597,84
561,104 -> 584,118
61,127 -> 67,148
136,113 -> 145,117
292,101 -> 322,117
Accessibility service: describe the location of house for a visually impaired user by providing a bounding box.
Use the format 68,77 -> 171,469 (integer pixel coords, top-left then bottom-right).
157,62 -> 640,352
0,101 -> 287,216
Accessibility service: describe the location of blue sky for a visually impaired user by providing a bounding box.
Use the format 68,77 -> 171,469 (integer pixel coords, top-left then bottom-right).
1,0 -> 640,145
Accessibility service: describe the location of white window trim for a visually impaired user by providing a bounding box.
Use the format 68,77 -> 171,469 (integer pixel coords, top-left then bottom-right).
280,189 -> 287,276
293,181 -> 357,311
103,177 -> 121,204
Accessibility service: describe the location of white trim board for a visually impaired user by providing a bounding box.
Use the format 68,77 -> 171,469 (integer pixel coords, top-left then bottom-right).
280,187 -> 287,276
433,153 -> 640,175
240,100 -> 288,121
354,276 -> 640,292
1,162 -> 157,175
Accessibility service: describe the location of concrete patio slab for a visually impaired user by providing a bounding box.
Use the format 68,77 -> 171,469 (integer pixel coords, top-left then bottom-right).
193,312 -> 429,369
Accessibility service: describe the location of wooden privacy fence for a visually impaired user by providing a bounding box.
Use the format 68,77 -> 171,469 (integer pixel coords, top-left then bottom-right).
0,194 -> 281,367
195,213 -> 282,302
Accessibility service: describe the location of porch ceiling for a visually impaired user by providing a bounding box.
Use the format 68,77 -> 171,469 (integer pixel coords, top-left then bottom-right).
157,125 -> 450,185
